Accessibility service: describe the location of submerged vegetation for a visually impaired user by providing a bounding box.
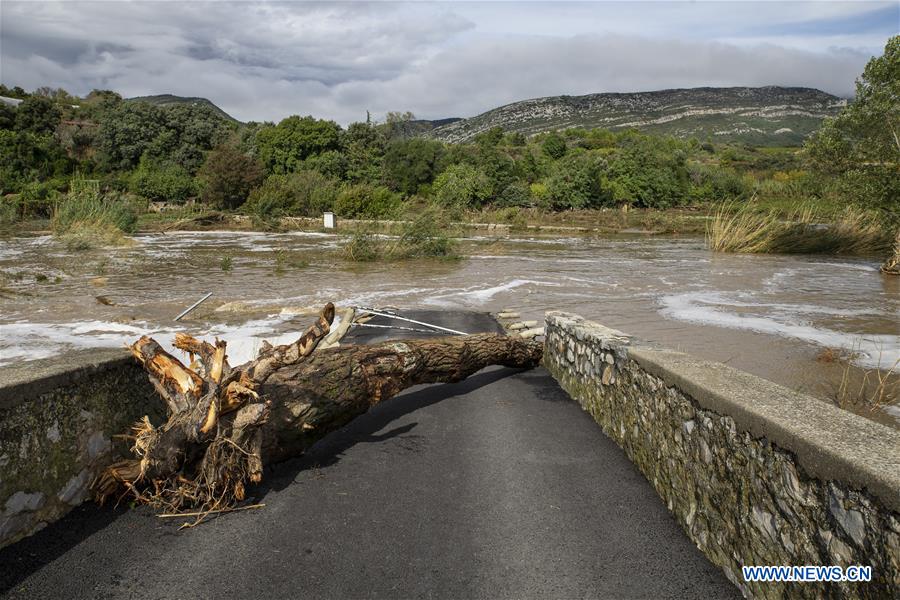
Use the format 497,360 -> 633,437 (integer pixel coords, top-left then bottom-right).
51,177 -> 137,249
822,341 -> 900,413
342,209 -> 458,261
881,231 -> 900,275
707,205 -> 891,256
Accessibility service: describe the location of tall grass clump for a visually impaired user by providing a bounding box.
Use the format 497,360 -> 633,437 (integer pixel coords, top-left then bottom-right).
52,177 -> 137,250
342,208 -> 458,262
881,230 -> 900,275
707,203 -> 891,256
0,199 -> 18,230
826,342 -> 900,413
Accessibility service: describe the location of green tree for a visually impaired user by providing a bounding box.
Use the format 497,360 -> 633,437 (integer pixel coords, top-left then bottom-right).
343,120 -> 385,183
159,103 -> 233,173
473,126 -> 504,148
301,150 -> 347,180
0,104 -> 15,130
432,163 -> 492,208
382,138 -> 445,195
256,115 -> 342,174
96,102 -> 167,170
14,96 -> 61,135
0,85 -> 28,99
505,132 -> 527,146
496,181 -> 532,207
96,101 -> 230,173
198,144 -> 265,209
84,89 -> 123,111
541,132 -> 567,160
603,137 -> 689,208
545,150 -> 604,209
806,36 -> 900,219
0,130 -> 71,194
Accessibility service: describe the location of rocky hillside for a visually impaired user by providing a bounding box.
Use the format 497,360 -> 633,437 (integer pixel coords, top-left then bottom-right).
126,94 -> 238,121
429,87 -> 846,146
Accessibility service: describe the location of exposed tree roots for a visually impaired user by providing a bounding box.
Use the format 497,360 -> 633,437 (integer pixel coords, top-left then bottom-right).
93,304 -> 543,522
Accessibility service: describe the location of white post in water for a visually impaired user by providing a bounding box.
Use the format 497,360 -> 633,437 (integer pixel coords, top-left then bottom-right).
323,212 -> 335,229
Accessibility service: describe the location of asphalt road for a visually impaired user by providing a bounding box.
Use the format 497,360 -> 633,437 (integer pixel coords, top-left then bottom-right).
0,311 -> 738,599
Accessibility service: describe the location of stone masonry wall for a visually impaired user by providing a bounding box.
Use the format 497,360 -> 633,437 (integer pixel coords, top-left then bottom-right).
544,312 -> 900,599
0,349 -> 162,548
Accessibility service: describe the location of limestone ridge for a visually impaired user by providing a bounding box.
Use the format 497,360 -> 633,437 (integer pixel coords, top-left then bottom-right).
126,94 -> 238,122
428,86 -> 846,146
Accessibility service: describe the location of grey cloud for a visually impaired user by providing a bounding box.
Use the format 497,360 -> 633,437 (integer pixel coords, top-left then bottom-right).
0,1 -> 879,125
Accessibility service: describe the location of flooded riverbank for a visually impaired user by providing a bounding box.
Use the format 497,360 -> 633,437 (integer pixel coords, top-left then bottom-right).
1,229 -> 897,426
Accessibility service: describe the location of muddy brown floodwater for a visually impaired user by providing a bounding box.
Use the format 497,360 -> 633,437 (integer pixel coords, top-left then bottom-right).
1,230 -> 898,427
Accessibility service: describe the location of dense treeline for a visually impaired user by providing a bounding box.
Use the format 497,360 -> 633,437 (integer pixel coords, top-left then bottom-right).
0,36 -> 896,226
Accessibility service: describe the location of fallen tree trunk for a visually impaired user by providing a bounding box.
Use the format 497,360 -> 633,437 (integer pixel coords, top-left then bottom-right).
93,304 -> 543,514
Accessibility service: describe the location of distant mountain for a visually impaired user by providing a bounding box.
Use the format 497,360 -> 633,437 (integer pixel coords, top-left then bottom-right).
388,117 -> 463,138
429,87 -> 846,146
126,94 -> 238,121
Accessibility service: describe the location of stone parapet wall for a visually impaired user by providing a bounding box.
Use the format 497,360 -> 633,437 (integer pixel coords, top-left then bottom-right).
544,311 -> 900,599
0,349 -> 161,548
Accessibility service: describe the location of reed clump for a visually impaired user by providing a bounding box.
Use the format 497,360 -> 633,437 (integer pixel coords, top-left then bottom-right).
831,351 -> 899,413
52,178 -> 137,250
707,203 -> 892,256
881,230 -> 900,275
343,208 -> 458,262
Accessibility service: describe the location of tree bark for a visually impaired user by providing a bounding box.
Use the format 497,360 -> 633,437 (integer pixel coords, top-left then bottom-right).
93,304 -> 543,513
260,332 -> 544,461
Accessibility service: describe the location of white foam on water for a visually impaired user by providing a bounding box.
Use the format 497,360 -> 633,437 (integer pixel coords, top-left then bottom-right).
0,320 -> 183,366
670,291 -> 885,318
882,404 -> 900,423
812,261 -> 880,273
659,291 -> 900,369
286,231 -> 340,239
468,255 -> 549,263
0,246 -> 25,260
424,279 -> 562,306
0,313 -> 322,368
247,286 -> 451,311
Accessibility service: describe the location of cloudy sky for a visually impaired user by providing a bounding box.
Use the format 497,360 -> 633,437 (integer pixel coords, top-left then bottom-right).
1,1 -> 897,124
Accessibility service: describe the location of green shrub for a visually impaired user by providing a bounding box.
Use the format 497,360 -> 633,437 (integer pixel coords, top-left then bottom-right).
52,177 -> 137,249
334,184 -> 402,219
432,163 -> 492,208
689,165 -> 748,203
541,132 -> 567,159
342,208 -> 457,261
496,181 -> 531,207
13,180 -> 64,218
0,198 -> 18,227
244,170 -> 338,219
529,182 -> 550,208
130,159 -> 196,203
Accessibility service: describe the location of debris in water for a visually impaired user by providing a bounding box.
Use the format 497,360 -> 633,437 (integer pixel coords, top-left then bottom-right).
174,292 -> 213,322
